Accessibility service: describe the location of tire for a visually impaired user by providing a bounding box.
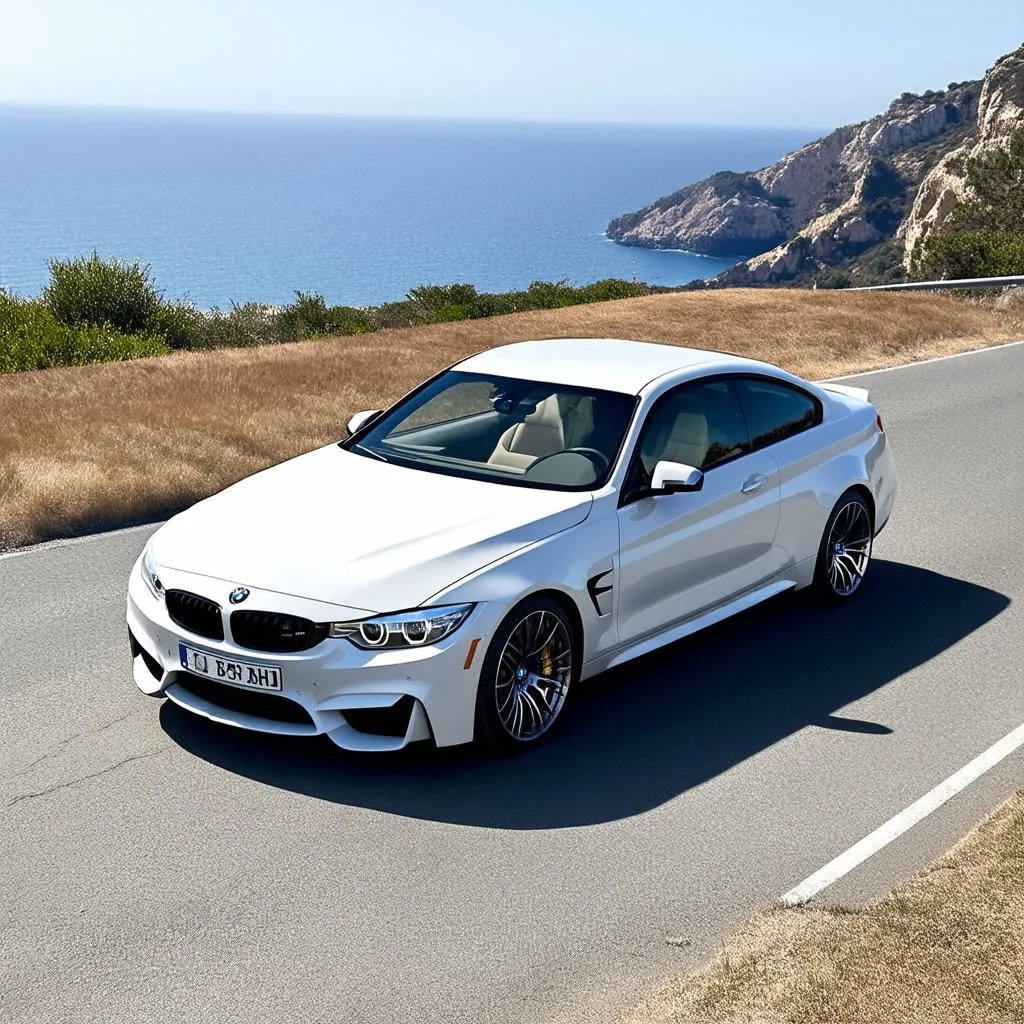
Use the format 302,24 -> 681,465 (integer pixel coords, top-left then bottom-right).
810,489 -> 874,604
473,595 -> 577,753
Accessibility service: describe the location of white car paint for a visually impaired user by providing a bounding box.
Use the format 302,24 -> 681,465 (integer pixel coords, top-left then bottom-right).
615,447 -> 781,645
127,338 -> 897,752
150,444 -> 593,612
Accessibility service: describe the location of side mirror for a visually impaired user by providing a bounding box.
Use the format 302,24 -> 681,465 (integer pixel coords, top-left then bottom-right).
346,409 -> 381,437
651,460 -> 704,494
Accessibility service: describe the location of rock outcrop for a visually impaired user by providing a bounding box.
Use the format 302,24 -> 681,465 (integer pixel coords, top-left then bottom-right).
607,43 -> 1024,286
904,44 -> 1024,261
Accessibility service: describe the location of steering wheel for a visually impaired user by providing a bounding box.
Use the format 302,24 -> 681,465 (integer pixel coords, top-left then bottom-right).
528,447 -> 610,475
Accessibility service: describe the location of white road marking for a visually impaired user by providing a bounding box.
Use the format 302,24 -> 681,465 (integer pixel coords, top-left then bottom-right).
781,720 -> 1024,905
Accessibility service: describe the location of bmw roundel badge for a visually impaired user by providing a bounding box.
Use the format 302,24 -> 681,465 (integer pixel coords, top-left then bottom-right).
229,586 -> 250,604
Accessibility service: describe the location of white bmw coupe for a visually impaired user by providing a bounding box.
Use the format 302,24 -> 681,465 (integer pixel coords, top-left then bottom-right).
128,338 -> 896,753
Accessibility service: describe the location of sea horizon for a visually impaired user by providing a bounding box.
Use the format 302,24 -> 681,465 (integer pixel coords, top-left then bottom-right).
0,100 -> 828,132
0,106 -> 816,308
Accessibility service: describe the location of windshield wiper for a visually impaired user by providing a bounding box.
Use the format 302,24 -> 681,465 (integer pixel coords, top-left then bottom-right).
354,443 -> 389,463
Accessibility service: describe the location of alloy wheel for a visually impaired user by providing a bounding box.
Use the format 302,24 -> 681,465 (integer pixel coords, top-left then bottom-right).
494,609 -> 572,741
826,500 -> 872,596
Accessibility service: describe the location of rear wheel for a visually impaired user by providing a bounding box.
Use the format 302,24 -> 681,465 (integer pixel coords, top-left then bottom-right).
473,596 -> 576,753
810,490 -> 874,603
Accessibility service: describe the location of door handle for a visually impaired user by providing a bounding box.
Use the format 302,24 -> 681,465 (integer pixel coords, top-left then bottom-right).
741,473 -> 768,495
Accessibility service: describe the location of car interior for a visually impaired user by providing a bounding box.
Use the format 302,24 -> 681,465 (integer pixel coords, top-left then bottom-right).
357,374 -> 762,490
359,377 -> 633,488
635,382 -> 748,483
487,393 -> 597,470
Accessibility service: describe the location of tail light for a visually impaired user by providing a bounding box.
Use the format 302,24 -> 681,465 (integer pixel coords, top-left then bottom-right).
876,413 -> 885,432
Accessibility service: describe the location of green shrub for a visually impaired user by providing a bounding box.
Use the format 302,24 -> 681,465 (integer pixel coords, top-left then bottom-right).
199,303 -> 281,348
949,128 -> 1024,233
912,231 -> 1024,279
408,283 -> 478,310
44,253 -> 161,333
863,196 -> 908,236
368,300 -> 433,330
0,292 -> 167,373
850,239 -> 907,285
911,127 -> 1024,281
3,255 -> 662,375
520,280 -> 577,309
407,283 -> 482,323
575,278 -> 650,303
326,305 -> 374,335
277,291 -> 336,341
400,278 -> 649,323
466,291 -> 518,317
272,292 -> 379,339
148,301 -> 208,350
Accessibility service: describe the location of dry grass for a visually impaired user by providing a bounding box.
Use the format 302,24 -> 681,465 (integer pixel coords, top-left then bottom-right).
620,789 -> 1024,1024
1,288 -> 1019,550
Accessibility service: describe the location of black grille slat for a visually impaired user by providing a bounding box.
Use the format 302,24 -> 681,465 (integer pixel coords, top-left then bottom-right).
230,610 -> 328,653
178,673 -> 314,726
166,590 -> 224,642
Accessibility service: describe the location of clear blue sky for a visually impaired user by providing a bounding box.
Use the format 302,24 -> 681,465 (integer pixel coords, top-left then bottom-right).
3,0 -> 1022,127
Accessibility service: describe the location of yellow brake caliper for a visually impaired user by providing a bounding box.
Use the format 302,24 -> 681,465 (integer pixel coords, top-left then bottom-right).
540,643 -> 554,680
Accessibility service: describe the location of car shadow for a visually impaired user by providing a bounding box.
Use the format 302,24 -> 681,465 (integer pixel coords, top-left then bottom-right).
160,560 -> 1010,829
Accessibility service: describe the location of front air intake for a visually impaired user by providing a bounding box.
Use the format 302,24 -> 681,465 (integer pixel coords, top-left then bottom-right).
343,696 -> 416,738
178,674 -> 314,726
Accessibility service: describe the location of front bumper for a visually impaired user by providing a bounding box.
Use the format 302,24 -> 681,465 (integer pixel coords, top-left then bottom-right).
126,558 -> 500,751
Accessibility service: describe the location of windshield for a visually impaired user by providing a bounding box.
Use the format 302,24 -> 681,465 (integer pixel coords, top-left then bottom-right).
344,370 -> 637,490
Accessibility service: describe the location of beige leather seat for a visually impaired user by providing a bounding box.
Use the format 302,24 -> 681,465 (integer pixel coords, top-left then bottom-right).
488,395 -> 596,471
641,408 -> 709,473
661,412 -> 709,468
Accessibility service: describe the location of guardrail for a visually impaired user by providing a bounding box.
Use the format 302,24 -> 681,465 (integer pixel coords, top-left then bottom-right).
851,275 -> 1024,292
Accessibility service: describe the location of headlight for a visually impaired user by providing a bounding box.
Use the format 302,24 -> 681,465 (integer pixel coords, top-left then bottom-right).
330,604 -> 473,650
141,547 -> 164,599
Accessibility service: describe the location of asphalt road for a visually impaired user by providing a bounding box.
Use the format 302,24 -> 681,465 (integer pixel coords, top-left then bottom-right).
2,343 -> 1023,1024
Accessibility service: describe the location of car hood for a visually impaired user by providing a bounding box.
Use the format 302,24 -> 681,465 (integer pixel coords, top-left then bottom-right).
151,445 -> 592,612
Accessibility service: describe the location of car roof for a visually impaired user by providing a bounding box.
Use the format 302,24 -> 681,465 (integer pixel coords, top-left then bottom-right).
455,338 -> 779,395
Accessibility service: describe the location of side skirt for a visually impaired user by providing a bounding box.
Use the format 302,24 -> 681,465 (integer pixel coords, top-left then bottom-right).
582,577 -> 798,678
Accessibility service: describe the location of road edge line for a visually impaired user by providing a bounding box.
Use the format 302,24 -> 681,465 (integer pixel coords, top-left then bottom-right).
0,521 -> 159,561
780,720 -> 1024,905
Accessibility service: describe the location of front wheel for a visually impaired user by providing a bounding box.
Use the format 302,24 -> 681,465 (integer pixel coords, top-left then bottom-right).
810,490 -> 874,603
473,596 -> 577,753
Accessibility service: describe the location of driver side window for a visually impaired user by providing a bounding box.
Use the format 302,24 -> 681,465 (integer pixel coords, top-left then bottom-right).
631,379 -> 750,490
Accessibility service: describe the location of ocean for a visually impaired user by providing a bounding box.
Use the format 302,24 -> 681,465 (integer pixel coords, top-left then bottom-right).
0,107 -> 813,309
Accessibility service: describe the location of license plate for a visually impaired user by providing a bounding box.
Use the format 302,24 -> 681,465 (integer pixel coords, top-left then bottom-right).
179,643 -> 282,691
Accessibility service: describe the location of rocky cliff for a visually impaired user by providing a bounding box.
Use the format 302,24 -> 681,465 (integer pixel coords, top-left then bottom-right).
904,44 -> 1024,261
607,43 -> 1024,286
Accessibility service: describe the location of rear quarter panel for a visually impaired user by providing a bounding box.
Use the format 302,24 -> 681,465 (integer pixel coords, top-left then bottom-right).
764,395 -> 891,579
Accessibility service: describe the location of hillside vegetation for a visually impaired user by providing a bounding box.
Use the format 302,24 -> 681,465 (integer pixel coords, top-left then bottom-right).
0,252 -> 651,374
911,127 -> 1024,279
1,288 -> 1019,551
